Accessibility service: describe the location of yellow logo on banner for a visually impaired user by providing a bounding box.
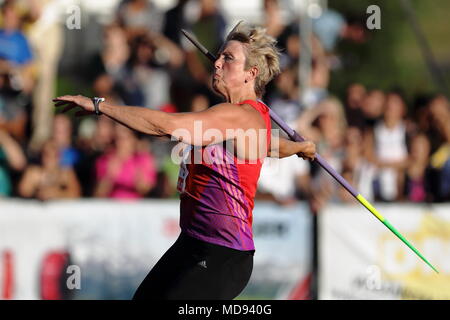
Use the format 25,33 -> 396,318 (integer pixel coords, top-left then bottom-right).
378,213 -> 450,299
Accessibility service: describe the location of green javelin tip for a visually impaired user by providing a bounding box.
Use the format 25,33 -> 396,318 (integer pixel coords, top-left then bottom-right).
356,194 -> 439,274
383,219 -> 439,274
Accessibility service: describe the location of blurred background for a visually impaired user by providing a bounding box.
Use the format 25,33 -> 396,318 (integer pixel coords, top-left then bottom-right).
0,0 -> 449,300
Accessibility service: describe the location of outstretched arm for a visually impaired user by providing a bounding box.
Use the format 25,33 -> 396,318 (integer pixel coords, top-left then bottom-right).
53,95 -> 265,147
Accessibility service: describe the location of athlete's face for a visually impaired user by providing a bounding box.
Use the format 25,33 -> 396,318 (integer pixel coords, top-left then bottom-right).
212,41 -> 248,97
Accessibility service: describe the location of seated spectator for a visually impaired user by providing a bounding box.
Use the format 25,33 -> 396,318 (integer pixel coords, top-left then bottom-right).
154,152 -> 181,198
94,123 -> 157,199
0,129 -> 26,196
18,139 -> 81,200
75,116 -> 115,197
52,114 -> 80,168
92,73 -> 124,106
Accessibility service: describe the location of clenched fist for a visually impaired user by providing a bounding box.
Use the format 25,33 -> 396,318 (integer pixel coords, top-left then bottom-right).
296,141 -> 316,161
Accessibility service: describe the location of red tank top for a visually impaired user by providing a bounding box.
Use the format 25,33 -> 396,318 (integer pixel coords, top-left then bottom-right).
177,100 -> 272,250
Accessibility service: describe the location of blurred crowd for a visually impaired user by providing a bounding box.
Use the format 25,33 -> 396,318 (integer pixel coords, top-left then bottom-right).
0,0 -> 449,209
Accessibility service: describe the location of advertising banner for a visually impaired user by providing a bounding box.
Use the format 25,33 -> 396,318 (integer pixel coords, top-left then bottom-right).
0,199 -> 311,299
319,204 -> 450,299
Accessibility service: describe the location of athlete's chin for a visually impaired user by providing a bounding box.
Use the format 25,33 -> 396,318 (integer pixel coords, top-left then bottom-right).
212,82 -> 225,98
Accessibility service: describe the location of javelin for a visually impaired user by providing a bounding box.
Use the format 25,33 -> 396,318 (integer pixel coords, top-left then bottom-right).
181,28 -> 439,274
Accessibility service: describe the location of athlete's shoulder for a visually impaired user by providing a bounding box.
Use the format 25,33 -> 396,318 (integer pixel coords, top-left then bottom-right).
209,102 -> 245,110
207,102 -> 266,129
208,102 -> 255,116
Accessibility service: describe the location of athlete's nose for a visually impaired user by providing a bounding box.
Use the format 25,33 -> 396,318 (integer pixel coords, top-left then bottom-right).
214,56 -> 223,70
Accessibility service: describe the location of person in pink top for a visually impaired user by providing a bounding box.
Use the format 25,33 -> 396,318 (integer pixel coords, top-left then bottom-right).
53,21 -> 316,300
94,122 -> 156,199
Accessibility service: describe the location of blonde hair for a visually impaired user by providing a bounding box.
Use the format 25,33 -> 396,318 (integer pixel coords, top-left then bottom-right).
225,21 -> 281,97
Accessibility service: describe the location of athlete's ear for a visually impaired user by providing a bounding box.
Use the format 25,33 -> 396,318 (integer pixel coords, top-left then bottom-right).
246,66 -> 259,83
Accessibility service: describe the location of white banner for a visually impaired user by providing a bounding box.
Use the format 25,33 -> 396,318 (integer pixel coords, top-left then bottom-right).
0,199 -> 311,300
319,203 -> 450,300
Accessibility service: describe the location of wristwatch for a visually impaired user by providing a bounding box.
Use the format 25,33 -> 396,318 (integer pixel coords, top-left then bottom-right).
92,97 -> 105,115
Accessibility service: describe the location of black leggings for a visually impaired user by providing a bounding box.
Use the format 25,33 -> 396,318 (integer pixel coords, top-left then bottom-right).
132,232 -> 254,300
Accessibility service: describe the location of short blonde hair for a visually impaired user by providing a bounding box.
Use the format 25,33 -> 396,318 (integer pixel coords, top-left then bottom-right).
225,21 -> 281,97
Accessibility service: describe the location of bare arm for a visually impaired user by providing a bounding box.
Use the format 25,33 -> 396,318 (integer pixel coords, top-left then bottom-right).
295,105 -> 324,143
53,96 -> 264,147
18,166 -> 40,198
0,130 -> 26,171
268,136 -> 316,160
60,169 -> 81,198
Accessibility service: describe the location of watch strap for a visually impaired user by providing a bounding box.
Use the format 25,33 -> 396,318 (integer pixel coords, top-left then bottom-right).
92,97 -> 105,115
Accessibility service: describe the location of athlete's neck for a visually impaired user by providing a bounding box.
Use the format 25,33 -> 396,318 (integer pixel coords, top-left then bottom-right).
224,87 -> 258,104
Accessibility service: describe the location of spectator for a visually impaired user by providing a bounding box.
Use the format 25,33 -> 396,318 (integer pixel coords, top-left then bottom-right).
150,92 -> 209,198
18,139 -> 81,200
406,133 -> 430,202
51,114 -> 80,168
361,89 -> 385,129
267,67 -> 302,127
162,0 -> 193,46
340,127 -> 376,202
428,95 -> 450,201
0,1 -> 34,73
256,155 -> 310,206
116,0 -> 184,69
92,73 -> 124,106
94,123 -> 157,199
312,10 -> 367,53
87,23 -> 130,81
296,96 -> 347,151
75,116 -> 115,197
127,34 -> 170,109
26,0 -> 64,151
344,83 -> 366,130
296,97 -> 347,211
117,0 -> 164,39
0,128 -> 26,196
116,32 -> 183,107
185,0 -> 226,85
276,24 -> 330,109
263,0 -> 285,39
0,1 -> 33,142
368,91 -> 409,201
0,72 -> 28,142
